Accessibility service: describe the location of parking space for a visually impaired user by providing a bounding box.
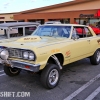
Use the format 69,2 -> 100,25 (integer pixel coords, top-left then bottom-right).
0,59 -> 100,100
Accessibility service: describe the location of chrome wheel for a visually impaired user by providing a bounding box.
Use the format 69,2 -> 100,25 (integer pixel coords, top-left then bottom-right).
41,64 -> 60,89
48,69 -> 59,85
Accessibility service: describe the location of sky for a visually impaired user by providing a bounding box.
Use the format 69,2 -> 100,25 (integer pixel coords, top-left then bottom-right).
0,0 -> 73,13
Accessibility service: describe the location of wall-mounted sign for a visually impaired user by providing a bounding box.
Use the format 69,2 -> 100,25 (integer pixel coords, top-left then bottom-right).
0,17 -> 5,19
79,14 -> 94,18
10,16 -> 13,19
94,9 -> 100,17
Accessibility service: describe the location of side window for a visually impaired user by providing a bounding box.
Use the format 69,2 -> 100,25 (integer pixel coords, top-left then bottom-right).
72,27 -> 84,38
25,26 -> 37,35
72,27 -> 93,38
84,27 -> 93,37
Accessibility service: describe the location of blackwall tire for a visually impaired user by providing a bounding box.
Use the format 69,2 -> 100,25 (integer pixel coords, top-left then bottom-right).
40,64 -> 60,89
90,50 -> 100,65
4,66 -> 21,77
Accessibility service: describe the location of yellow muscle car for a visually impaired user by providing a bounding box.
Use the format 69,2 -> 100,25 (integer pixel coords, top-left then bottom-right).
0,24 -> 100,89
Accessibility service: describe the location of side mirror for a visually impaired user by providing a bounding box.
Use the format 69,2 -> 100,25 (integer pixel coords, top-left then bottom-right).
71,34 -> 79,40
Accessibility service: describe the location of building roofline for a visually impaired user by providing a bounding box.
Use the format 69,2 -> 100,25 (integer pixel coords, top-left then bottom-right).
20,0 -> 95,14
0,12 -> 19,15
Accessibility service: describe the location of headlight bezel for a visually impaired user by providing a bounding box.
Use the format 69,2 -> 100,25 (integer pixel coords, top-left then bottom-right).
23,51 -> 29,60
0,49 -> 9,60
23,50 -> 35,61
28,52 -> 35,60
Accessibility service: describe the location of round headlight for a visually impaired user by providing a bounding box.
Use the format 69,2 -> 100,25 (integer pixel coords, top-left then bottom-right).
0,50 -> 9,60
23,51 -> 29,59
29,52 -> 34,60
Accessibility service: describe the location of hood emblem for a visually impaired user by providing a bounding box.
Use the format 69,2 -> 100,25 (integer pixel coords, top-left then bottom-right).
24,38 -> 37,40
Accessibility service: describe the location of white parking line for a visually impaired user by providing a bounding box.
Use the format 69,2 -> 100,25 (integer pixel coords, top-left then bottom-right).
0,70 -> 4,73
64,74 -> 100,100
85,86 -> 100,100
0,73 -> 5,76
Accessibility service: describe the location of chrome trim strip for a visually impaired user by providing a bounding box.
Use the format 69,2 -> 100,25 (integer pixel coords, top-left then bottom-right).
11,60 -> 40,67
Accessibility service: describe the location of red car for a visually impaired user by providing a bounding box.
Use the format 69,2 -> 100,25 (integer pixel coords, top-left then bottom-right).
90,26 -> 100,35
76,26 -> 100,35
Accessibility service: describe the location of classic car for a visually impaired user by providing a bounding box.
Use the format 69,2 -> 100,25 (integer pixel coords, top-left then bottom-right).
0,24 -> 100,89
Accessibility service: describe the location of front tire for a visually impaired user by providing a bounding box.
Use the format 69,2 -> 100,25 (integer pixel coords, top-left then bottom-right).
4,66 -> 21,77
40,64 -> 60,89
90,50 -> 100,65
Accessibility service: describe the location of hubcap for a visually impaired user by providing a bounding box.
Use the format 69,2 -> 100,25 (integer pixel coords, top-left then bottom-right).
96,51 -> 100,62
9,68 -> 19,74
48,69 -> 59,85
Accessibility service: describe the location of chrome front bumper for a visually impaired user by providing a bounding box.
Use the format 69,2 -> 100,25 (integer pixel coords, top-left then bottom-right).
3,60 -> 40,72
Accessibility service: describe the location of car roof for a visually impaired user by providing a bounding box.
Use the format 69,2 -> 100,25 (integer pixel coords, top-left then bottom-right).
41,24 -> 88,27
45,21 -> 61,24
0,22 -> 40,28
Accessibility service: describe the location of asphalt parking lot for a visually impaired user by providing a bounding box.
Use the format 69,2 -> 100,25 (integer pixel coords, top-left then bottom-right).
0,58 -> 100,100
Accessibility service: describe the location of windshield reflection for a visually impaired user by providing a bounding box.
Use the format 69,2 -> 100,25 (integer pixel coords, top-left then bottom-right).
32,25 -> 71,38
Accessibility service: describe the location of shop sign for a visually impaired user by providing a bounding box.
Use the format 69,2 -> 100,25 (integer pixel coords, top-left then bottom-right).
79,14 -> 94,18
0,17 -> 5,19
10,16 -> 13,19
94,9 -> 100,17
79,9 -> 100,18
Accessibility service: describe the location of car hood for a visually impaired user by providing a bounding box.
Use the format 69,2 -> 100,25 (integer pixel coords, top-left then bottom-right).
0,36 -> 67,49
0,37 -> 23,43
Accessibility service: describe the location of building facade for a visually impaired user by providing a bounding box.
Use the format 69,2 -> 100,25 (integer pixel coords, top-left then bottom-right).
14,0 -> 100,26
0,13 -> 24,23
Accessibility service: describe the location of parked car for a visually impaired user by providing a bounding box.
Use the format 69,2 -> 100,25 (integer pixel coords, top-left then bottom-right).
0,22 -> 40,42
0,24 -> 100,89
89,26 -> 100,35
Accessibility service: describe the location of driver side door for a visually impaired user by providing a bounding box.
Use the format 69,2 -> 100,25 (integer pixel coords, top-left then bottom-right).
69,26 -> 92,63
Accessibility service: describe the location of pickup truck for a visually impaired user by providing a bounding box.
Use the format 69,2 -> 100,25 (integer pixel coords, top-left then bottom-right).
0,24 -> 100,89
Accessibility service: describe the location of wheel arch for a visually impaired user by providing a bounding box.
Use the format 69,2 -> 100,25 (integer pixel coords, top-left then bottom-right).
47,53 -> 64,66
91,48 -> 100,57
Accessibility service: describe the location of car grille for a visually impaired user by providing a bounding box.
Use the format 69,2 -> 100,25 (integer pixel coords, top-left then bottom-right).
8,48 -> 23,58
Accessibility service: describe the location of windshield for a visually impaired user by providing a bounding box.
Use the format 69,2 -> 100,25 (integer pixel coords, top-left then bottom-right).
32,25 -> 71,38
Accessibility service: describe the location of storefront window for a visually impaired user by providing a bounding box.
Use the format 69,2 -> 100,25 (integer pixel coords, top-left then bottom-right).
48,19 -> 70,24
28,19 -> 44,24
18,20 -> 24,22
63,19 -> 70,24
0,21 -> 4,23
75,18 -> 100,26
74,18 -> 79,24
5,21 -> 17,23
89,18 -> 100,27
